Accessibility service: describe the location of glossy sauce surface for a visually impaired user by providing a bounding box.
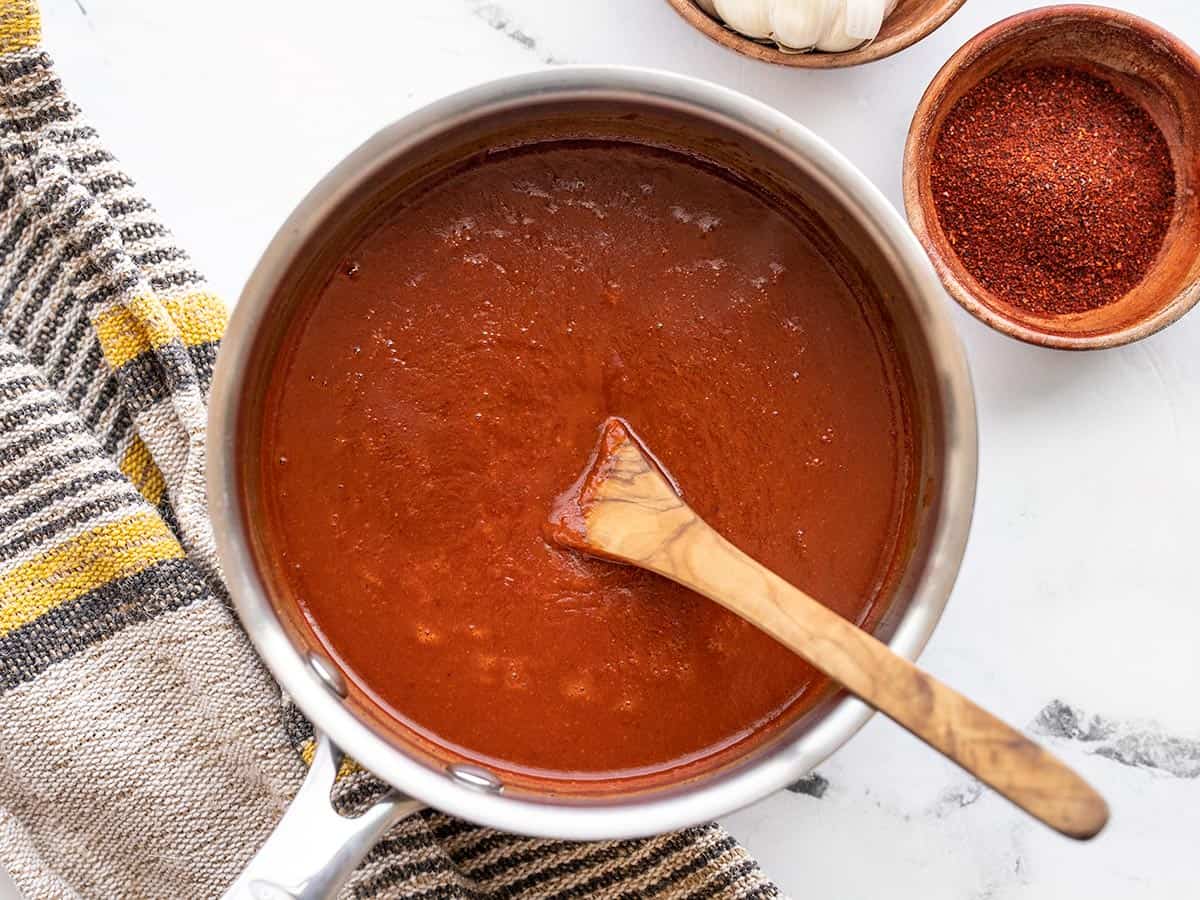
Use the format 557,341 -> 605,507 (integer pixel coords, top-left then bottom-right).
259,143 -> 914,784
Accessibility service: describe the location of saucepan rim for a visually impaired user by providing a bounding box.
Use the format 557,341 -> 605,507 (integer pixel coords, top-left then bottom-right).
208,64 -> 978,840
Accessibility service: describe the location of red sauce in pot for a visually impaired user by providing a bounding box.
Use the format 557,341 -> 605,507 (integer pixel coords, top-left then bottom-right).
258,142 -> 915,786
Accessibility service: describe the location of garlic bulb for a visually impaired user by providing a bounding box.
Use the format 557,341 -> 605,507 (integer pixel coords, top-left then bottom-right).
698,0 -> 899,53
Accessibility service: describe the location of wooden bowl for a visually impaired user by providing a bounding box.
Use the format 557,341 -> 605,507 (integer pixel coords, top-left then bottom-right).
903,5 -> 1200,349
664,0 -> 966,68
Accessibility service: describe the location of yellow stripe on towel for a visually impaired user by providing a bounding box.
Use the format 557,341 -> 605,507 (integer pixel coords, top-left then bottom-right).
94,292 -> 228,369
299,738 -> 363,780
119,436 -> 166,506
0,511 -> 185,637
0,0 -> 39,54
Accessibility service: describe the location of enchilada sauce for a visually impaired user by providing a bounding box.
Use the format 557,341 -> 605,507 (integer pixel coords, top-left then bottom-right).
259,142 -> 915,786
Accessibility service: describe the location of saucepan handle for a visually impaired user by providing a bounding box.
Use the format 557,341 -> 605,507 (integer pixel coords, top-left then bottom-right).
222,731 -> 425,900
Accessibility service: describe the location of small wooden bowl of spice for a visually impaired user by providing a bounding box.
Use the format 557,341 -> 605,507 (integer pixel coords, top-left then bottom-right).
903,5 -> 1200,349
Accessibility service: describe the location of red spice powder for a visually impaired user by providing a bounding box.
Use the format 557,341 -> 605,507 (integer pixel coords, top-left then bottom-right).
930,64 -> 1175,316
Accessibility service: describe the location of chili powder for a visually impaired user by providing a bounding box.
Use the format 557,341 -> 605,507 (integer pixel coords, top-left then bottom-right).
930,64 -> 1175,316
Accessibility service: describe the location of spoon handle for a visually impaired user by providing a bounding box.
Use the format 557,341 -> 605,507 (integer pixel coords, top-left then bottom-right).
639,506 -> 1109,840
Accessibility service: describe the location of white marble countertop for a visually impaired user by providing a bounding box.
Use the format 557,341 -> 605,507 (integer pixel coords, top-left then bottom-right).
14,0 -> 1198,896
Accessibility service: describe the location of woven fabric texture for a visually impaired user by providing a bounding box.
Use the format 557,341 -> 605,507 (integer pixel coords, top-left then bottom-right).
0,3 -> 783,898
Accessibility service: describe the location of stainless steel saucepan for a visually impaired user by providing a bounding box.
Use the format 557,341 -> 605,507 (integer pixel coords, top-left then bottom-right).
208,66 -> 977,899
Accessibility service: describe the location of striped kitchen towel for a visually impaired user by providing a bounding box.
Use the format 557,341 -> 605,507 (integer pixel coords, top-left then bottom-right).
0,2 -> 782,897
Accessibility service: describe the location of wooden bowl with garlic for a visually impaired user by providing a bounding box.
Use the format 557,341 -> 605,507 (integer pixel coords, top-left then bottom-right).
665,0 -> 966,67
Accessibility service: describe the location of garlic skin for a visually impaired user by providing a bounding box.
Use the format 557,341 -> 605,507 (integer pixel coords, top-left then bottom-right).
696,0 -> 900,53
840,0 -> 889,41
769,0 -> 839,51
713,0 -> 772,40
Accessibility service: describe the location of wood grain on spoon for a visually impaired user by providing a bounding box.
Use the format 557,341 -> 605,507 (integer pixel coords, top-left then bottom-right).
548,417 -> 1109,840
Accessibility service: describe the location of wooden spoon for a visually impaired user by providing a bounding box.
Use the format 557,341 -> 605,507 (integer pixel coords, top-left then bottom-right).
547,417 -> 1109,840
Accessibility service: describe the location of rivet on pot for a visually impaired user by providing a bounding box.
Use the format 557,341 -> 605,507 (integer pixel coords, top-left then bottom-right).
448,764 -> 503,793
308,652 -> 348,697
